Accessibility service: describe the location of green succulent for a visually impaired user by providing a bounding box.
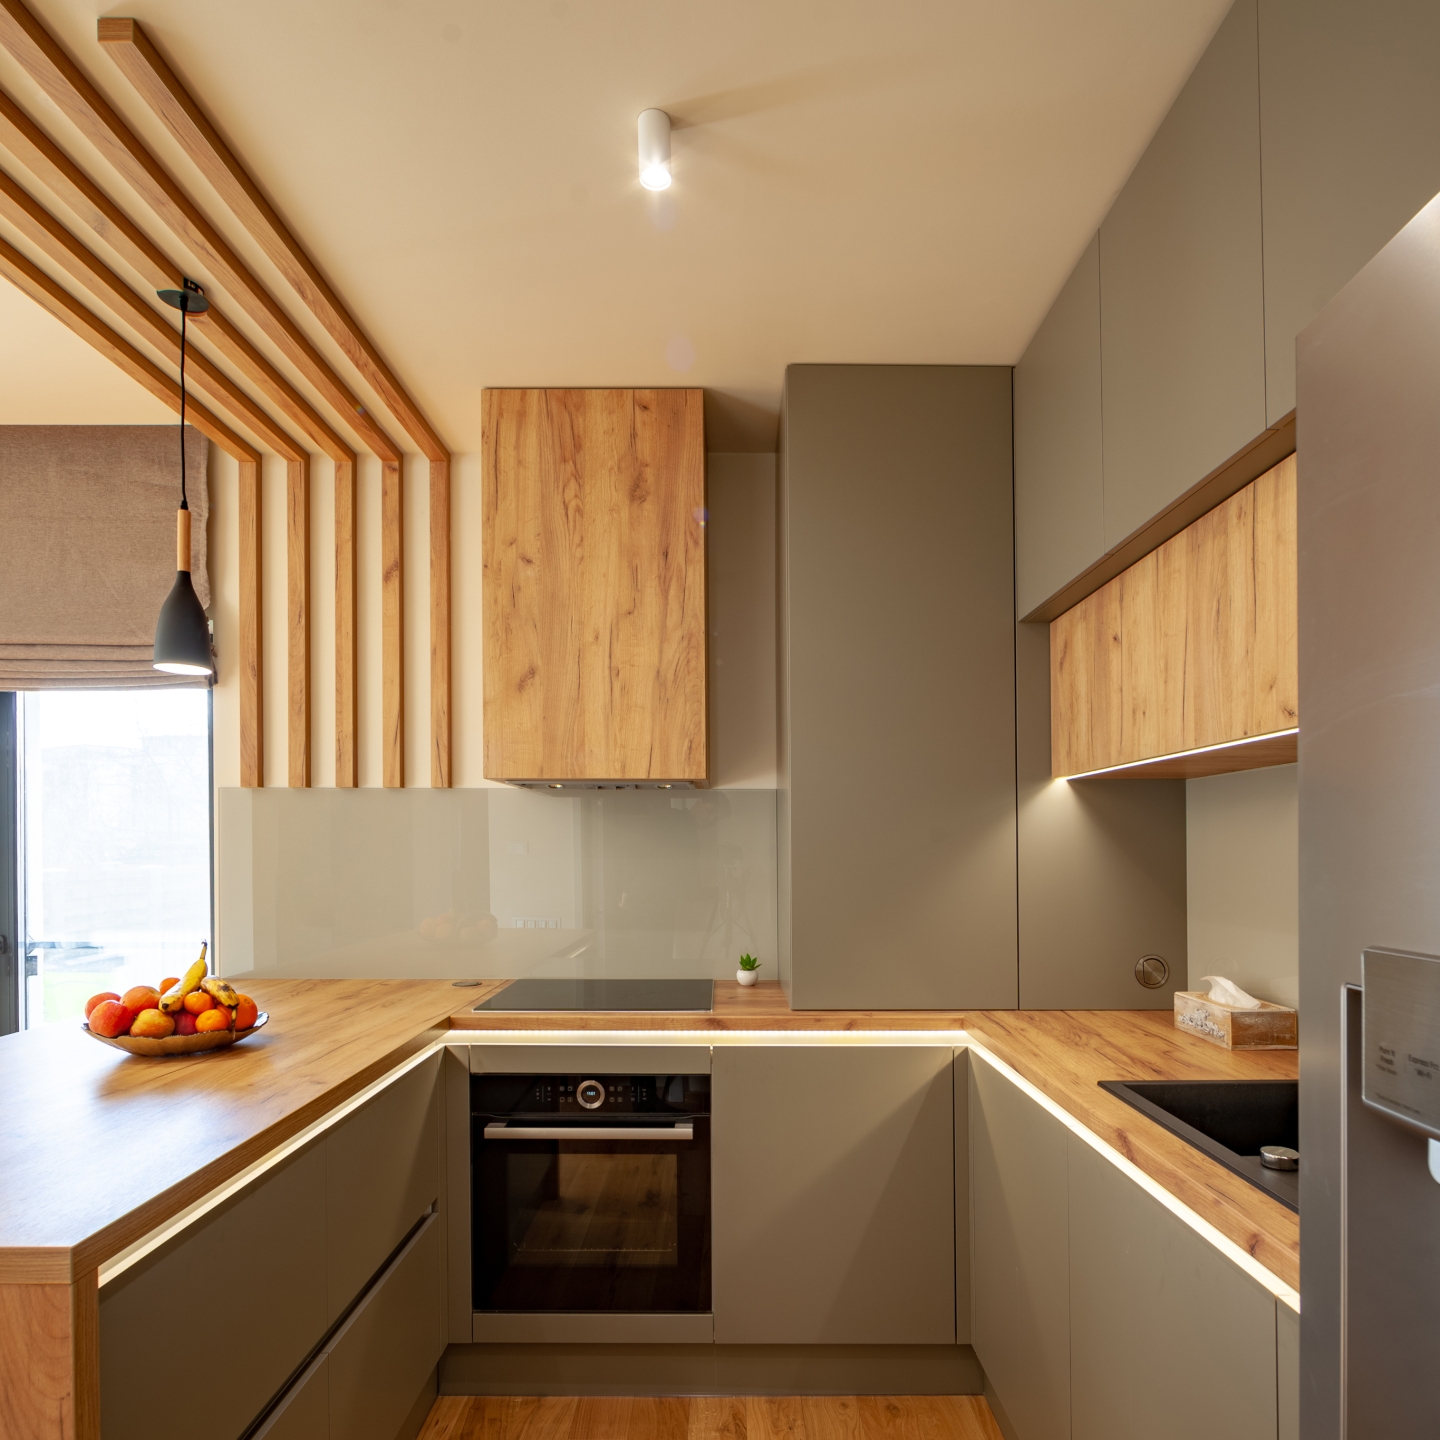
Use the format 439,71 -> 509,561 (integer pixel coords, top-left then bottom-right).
738,953 -> 761,971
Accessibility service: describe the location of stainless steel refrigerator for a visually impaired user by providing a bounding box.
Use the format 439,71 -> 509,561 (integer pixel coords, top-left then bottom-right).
1299,189 -> 1440,1439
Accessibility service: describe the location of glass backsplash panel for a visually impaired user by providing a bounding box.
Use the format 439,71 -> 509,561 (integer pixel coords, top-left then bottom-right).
219,786 -> 777,981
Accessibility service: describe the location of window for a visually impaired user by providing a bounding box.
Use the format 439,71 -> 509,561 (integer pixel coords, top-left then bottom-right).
6,689 -> 212,1029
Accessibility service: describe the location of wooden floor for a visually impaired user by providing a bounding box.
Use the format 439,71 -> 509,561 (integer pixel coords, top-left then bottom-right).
418,1395 -> 1005,1440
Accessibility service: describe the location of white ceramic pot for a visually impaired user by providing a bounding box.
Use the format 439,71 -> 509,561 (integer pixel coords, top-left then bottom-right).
736,968 -> 759,987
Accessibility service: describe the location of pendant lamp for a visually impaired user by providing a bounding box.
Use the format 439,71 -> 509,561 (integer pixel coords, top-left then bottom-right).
153,279 -> 214,677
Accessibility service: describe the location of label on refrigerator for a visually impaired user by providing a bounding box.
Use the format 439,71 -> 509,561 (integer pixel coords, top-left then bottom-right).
1363,946 -> 1440,1139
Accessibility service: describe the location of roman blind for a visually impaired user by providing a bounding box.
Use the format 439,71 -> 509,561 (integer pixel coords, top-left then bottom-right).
0,425 -> 209,688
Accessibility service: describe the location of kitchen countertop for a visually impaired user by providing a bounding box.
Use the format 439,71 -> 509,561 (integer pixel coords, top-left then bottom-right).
0,978 -> 1298,1295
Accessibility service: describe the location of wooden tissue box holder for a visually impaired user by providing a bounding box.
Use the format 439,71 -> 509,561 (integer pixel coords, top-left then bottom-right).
1173,992 -> 1297,1050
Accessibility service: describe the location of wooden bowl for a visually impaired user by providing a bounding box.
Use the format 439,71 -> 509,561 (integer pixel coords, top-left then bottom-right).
82,1012 -> 269,1057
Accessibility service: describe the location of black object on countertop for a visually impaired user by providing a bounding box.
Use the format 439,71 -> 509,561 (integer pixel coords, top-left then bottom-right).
472,977 -> 714,1013
1099,1078 -> 1299,1212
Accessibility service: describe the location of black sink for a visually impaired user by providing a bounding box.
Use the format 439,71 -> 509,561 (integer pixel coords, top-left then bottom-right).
1099,1079 -> 1299,1213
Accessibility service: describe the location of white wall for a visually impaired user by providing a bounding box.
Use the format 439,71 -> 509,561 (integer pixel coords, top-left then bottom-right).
210,450 -> 777,791
1185,763 -> 1298,1008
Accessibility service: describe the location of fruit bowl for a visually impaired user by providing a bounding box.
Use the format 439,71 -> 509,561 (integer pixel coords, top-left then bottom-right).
82,1012 -> 269,1057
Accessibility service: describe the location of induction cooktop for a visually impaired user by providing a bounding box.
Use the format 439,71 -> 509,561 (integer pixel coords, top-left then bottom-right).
472,978 -> 715,1013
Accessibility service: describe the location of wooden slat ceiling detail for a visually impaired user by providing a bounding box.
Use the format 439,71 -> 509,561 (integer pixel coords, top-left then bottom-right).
0,0 -> 453,789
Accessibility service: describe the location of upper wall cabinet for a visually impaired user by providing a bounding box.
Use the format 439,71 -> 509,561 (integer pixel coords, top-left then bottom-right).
1099,0 -> 1267,551
1259,0 -> 1440,422
1051,454 -> 1296,779
481,388 -> 707,784
1014,237 -> 1104,621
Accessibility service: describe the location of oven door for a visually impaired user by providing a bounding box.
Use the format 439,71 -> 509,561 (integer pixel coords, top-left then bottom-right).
472,1118 -> 711,1313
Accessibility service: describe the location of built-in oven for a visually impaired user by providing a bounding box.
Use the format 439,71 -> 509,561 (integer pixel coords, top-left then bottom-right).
471,1072 -> 711,1313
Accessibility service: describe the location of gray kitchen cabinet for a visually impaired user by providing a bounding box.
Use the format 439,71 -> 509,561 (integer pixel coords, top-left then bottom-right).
953,1047 -> 971,1344
1067,1134 -> 1278,1440
1098,0 -> 1267,548
326,1052 -> 442,1323
711,1044 -> 955,1344
969,1048 -> 1071,1440
1258,0 -> 1440,421
327,1213 -> 445,1440
251,1355 -> 329,1440
779,364 -> 1016,1009
1014,235 -> 1104,621
99,1141 -> 330,1440
1277,1300 -> 1300,1440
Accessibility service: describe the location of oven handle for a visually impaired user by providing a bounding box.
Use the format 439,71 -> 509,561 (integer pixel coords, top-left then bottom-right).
482,1122 -> 694,1142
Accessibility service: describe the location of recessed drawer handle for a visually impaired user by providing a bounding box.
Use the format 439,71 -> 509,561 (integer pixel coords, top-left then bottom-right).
482,1122 -> 694,1142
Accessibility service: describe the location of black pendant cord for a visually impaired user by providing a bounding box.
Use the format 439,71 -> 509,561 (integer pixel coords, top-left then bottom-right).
178,299 -> 188,513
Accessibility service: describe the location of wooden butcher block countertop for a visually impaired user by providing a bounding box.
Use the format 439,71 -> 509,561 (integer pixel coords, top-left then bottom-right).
0,978 -> 1298,1296
964,1008 -> 1300,1292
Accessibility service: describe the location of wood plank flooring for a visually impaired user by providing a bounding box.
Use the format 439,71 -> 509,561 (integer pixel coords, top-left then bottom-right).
418,1396 -> 1004,1440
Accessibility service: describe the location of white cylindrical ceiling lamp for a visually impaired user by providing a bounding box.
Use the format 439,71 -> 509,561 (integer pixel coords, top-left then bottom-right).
638,108 -> 672,190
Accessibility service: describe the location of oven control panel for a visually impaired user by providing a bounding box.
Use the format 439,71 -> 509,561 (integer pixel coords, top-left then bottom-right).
472,1072 -> 710,1119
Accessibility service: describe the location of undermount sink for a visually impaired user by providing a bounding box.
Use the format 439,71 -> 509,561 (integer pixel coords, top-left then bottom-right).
1099,1079 -> 1299,1212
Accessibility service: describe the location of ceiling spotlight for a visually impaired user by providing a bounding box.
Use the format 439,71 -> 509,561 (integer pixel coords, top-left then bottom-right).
638,108 -> 672,191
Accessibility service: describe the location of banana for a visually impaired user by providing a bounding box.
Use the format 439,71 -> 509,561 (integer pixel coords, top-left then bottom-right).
159,945 -> 209,1013
201,974 -> 240,1009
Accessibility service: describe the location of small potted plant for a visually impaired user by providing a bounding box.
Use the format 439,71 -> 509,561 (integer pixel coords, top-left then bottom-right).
737,953 -> 761,987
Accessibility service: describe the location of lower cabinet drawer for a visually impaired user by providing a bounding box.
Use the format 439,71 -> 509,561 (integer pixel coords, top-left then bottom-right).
326,1213 -> 445,1440
251,1355 -> 329,1440
99,1142 -> 328,1440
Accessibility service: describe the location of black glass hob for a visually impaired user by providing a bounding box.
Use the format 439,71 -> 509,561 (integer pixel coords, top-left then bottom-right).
472,977 -> 715,1013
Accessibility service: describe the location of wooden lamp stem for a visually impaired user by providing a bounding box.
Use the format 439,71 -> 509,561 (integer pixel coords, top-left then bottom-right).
176,506 -> 191,573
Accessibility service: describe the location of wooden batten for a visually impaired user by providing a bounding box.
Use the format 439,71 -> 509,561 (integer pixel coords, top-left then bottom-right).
286,457 -> 309,787
100,18 -> 449,465
335,458 -> 357,788
429,455 -> 451,788
1051,454 -> 1297,779
382,460 -> 403,788
238,458 -> 262,787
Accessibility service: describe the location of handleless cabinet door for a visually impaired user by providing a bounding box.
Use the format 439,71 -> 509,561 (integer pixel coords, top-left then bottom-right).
99,1141 -> 328,1440
1067,1134 -> 1278,1440
712,1044 -> 955,1344
326,1053 -> 442,1323
251,1356 -> 329,1440
326,1213 -> 445,1440
969,1048 -> 1071,1440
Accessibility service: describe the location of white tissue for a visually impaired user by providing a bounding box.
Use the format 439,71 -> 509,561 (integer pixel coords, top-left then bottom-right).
1198,975 -> 1263,1010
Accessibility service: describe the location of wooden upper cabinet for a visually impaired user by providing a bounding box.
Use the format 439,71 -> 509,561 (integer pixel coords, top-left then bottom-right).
482,388 -> 707,782
1051,453 -> 1296,779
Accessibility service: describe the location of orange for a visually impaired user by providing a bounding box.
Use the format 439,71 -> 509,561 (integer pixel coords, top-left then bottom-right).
129,1008 -> 175,1039
182,990 -> 214,1015
234,995 -> 258,1031
159,976 -> 180,995
195,1007 -> 233,1033
84,991 -> 120,1019
121,985 -> 160,1012
88,1000 -> 134,1038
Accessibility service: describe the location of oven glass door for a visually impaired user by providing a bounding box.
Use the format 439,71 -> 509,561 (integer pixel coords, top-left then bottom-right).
473,1120 -> 710,1312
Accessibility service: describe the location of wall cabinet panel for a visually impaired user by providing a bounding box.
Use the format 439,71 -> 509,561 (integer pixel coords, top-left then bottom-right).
1014,236 -> 1104,619
481,387 -> 706,783
779,365 -> 1016,1009
712,1044 -> 955,1344
1051,454 -> 1296,778
1099,0 -> 1267,548
1259,0 -> 1440,422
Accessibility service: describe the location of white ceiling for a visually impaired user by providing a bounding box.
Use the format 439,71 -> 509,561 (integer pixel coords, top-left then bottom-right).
0,0 -> 1232,450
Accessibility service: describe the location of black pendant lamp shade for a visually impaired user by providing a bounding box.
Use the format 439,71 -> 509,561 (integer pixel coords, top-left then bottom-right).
153,280 -> 215,677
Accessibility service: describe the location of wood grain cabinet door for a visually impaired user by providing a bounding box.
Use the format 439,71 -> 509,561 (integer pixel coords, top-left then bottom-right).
968,1049 -> 1071,1440
325,1053 -> 442,1324
481,387 -> 707,782
711,1044 -> 955,1344
99,1141 -> 329,1440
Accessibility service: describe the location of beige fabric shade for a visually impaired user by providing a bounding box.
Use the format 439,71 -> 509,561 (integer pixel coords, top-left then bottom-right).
0,425 -> 209,689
